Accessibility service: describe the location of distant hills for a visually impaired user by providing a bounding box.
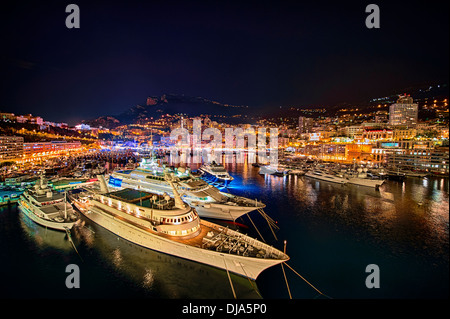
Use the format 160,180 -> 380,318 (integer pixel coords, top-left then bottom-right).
84,94 -> 252,128
84,83 -> 448,128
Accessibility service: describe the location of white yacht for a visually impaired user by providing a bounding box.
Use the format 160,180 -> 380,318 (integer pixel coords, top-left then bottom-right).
108,157 -> 265,221
259,164 -> 289,176
70,176 -> 288,280
259,165 -> 278,175
18,175 -> 79,231
199,161 -> 234,185
305,170 -> 348,184
397,169 -> 428,178
342,168 -> 384,189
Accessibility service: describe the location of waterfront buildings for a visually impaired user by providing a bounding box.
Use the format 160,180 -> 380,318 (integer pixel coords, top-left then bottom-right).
362,129 -> 393,141
1,140 -> 85,166
386,146 -> 449,175
0,136 -> 24,162
22,141 -> 83,158
389,95 -> 419,127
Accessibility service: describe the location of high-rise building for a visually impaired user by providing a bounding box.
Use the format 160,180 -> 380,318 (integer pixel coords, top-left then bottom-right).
389,95 -> 418,127
0,136 -> 24,161
298,116 -> 313,134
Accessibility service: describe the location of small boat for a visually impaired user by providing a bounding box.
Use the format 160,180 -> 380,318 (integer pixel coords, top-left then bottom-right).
385,170 -> 407,181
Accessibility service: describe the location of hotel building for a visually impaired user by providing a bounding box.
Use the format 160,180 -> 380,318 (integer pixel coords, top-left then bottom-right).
389,95 -> 418,127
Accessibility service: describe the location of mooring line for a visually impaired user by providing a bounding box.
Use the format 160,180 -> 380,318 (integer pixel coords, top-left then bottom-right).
247,213 -> 266,243
65,227 -> 83,262
257,208 -> 278,240
281,263 -> 292,299
283,262 -> 332,299
223,258 -> 237,299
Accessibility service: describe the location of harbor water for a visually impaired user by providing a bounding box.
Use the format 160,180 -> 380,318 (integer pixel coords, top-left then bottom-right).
0,163 -> 448,299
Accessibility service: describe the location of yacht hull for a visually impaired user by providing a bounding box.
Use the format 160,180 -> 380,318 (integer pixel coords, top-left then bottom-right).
73,201 -> 287,280
18,201 -> 75,231
346,178 -> 384,188
305,172 -> 347,184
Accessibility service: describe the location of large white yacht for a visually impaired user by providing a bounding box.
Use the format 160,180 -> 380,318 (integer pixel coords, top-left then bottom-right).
70,176 -> 288,280
199,161 -> 234,186
342,168 -> 384,189
18,175 -> 79,231
305,170 -> 348,184
108,157 -> 265,221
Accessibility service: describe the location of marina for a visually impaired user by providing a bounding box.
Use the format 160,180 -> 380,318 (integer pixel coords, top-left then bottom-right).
0,156 -> 448,299
0,0 -> 448,309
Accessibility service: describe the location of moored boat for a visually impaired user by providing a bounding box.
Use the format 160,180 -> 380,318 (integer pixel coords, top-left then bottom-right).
108,157 -> 265,221
70,175 -> 288,280
305,170 -> 348,184
199,161 -> 234,186
343,168 -> 384,189
18,175 -> 79,231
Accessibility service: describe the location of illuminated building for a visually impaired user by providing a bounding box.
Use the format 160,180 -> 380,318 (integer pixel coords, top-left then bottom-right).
386,146 -> 449,175
298,116 -> 313,134
389,95 -> 418,127
0,136 -> 24,161
22,141 -> 82,161
363,129 -> 393,140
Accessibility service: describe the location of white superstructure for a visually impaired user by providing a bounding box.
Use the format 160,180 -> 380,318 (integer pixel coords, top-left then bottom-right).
199,161 -> 234,185
18,175 -> 79,231
108,157 -> 265,221
259,164 -> 290,176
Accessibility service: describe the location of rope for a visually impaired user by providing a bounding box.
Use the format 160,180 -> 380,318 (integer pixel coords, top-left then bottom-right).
281,263 -> 292,299
283,262 -> 332,299
65,227 -> 83,262
257,209 -> 279,230
257,208 -> 278,240
223,258 -> 237,299
247,213 -> 265,243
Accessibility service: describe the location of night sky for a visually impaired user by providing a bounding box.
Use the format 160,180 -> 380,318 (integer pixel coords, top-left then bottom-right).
1,0 -> 449,124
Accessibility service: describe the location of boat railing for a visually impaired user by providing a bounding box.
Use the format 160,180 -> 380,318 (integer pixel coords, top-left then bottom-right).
200,219 -> 284,259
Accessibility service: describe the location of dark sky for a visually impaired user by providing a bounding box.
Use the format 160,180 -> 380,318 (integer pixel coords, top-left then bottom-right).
1,0 -> 449,124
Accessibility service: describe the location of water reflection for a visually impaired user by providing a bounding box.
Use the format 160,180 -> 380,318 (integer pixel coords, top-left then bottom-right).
18,210 -> 72,252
